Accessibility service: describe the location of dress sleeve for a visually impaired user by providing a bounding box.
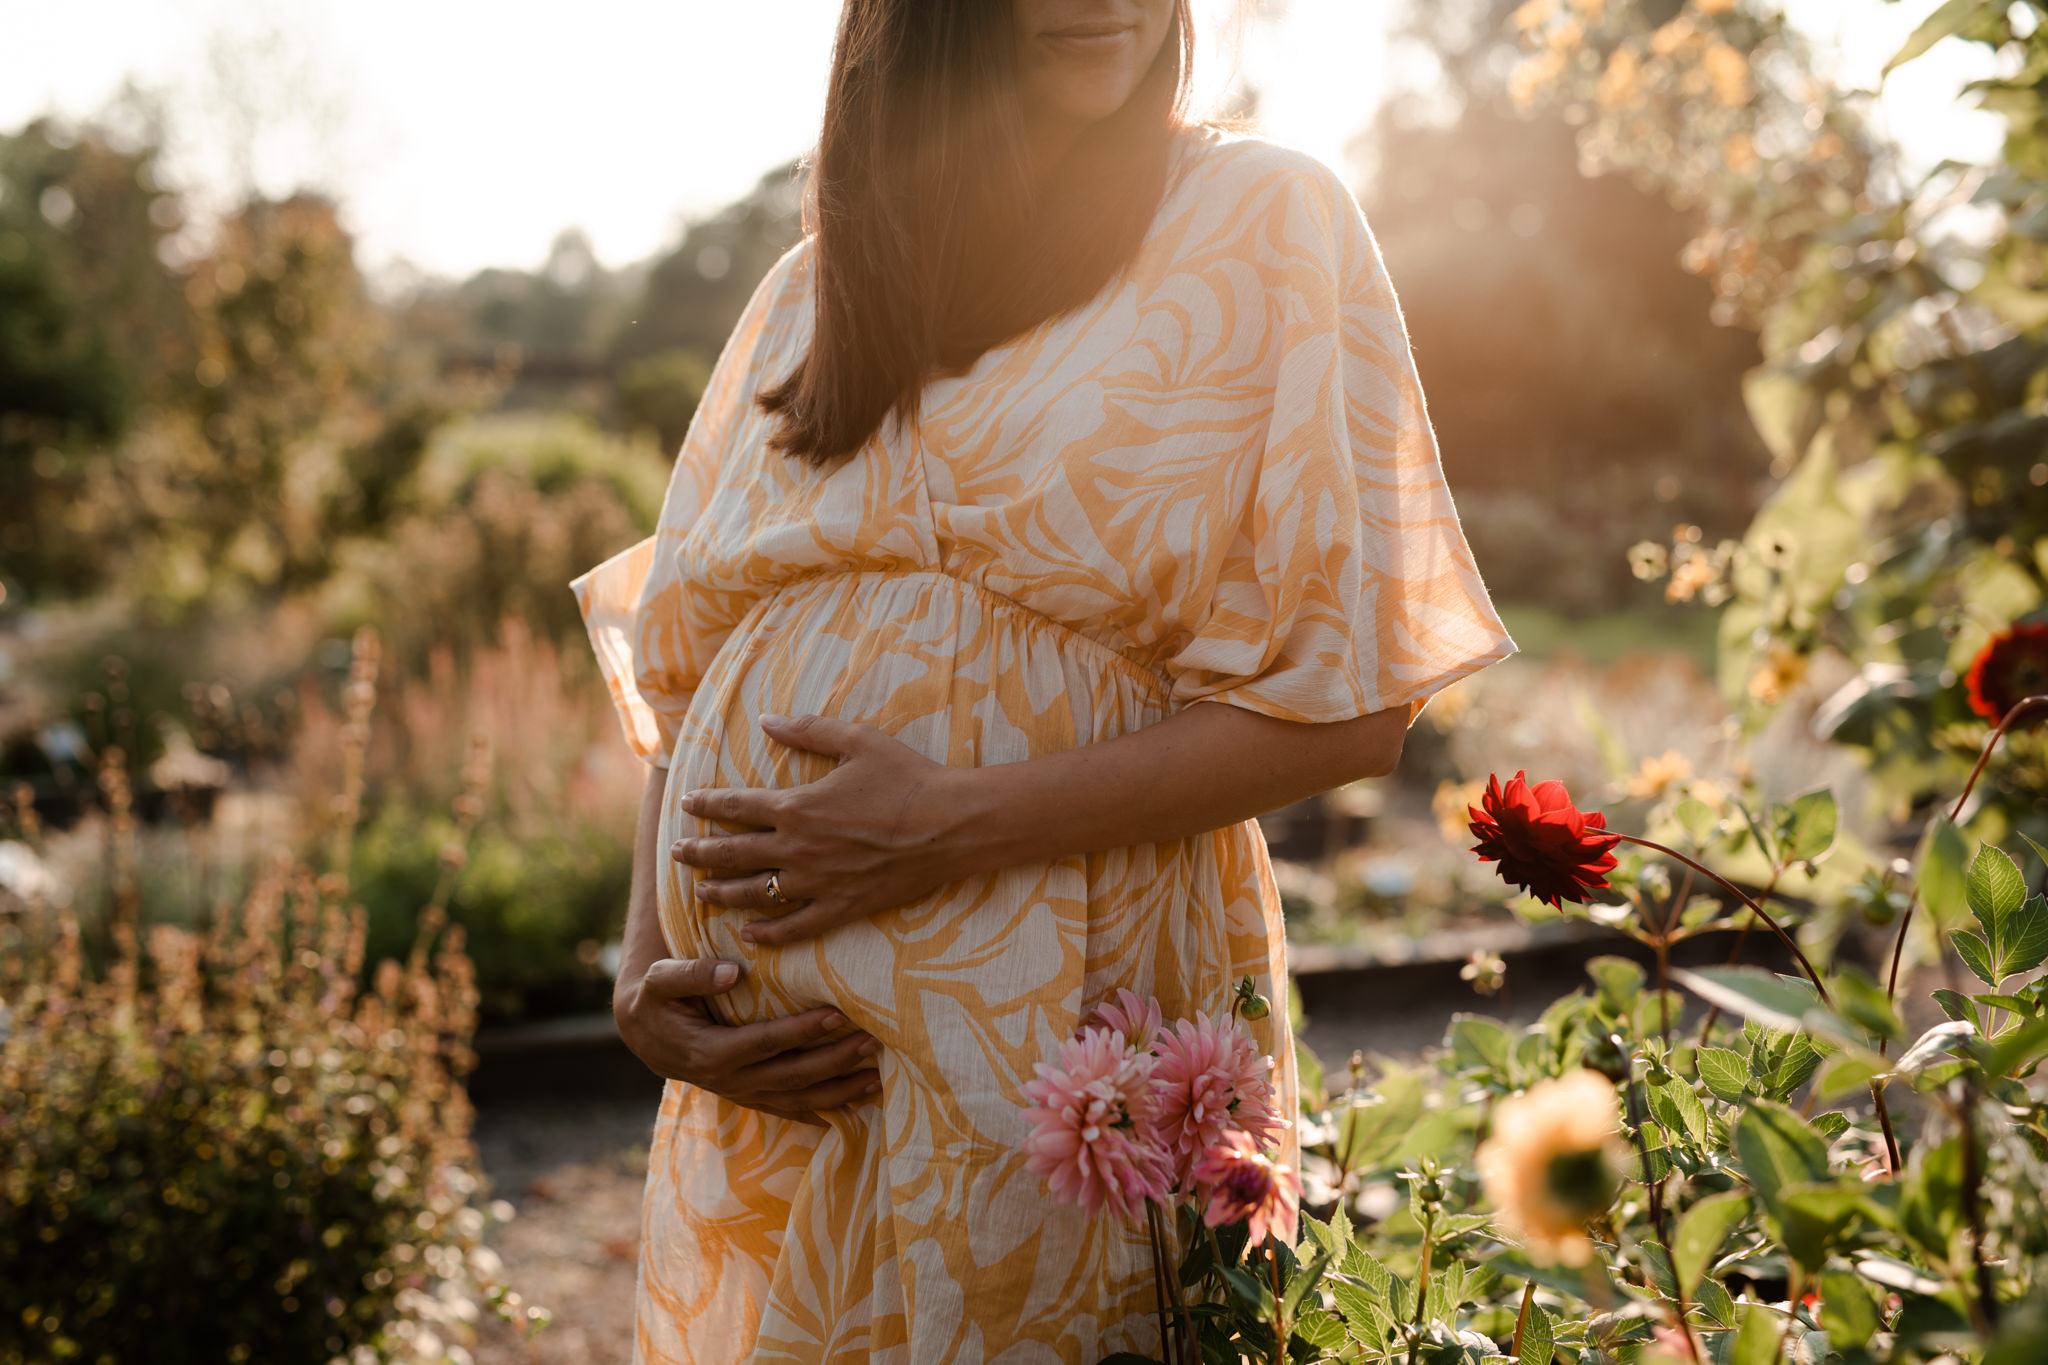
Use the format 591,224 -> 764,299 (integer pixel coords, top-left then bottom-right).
1163,155 -> 1514,725
570,247 -> 801,766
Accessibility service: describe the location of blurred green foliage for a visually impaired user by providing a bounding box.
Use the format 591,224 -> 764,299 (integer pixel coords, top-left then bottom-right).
0,861 -> 520,1364
1512,0 -> 2048,841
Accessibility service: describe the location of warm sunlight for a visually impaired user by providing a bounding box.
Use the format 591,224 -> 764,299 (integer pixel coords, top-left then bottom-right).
0,0 -> 2000,279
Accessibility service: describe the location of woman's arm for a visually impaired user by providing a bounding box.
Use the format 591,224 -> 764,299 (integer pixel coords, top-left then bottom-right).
613,768 -> 882,1120
677,702 -> 1407,947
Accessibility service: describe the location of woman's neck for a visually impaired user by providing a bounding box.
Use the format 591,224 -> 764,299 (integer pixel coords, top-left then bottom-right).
1023,111 -> 1093,186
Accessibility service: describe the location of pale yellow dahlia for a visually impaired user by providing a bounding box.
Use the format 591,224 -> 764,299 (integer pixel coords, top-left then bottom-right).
1475,1070 -> 1623,1265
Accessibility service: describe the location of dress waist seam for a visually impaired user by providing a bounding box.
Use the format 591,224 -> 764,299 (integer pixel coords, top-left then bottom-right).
757,566 -> 1171,699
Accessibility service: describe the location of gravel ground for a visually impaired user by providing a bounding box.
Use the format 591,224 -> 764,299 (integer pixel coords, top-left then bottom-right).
472,1100 -> 656,1365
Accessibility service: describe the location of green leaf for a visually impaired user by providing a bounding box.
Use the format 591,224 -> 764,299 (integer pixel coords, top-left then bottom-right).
1217,1262 -> 1273,1314
1768,1033 -> 1827,1099
1919,818 -> 1972,930
1774,789 -> 1838,864
1693,1276 -> 1737,1328
1640,1239 -> 1677,1298
1932,988 -> 1983,1028
1294,1037 -> 1324,1103
1896,1020 -> 1985,1077
1833,965 -> 1906,1044
1695,1046 -> 1750,1104
1820,1267 -> 1881,1349
1516,1301 -> 1554,1365
1816,1052 -> 1884,1098
1293,1309 -> 1347,1351
1675,797 -> 1719,843
1673,965 -> 1815,1035
1811,1111 -> 1851,1142
1586,956 -> 1645,1015
1968,845 -> 2028,939
1988,1016 -> 2048,1077
1448,1015 -> 1512,1078
1728,1302 -> 1782,1365
2005,895 -> 2048,978
1339,1246 -> 1392,1302
1488,1248 -> 1615,1304
1733,1101 -> 1830,1215
1899,1137 -> 1966,1259
1884,0 -> 1992,75
1337,1068 -> 1422,1171
1672,1191 -> 1749,1292
2019,831 -> 2048,876
1647,1075 -> 1711,1149
1301,1211 -> 1347,1259
1955,929 -> 2000,986
1282,1242 -> 1333,1320
1779,1181 -> 1865,1272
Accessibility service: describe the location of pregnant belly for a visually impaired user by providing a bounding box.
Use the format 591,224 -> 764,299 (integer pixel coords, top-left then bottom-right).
654,570 -> 1198,1045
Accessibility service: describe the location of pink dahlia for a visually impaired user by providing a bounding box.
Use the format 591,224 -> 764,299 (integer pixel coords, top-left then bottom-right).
1084,988 -> 1164,1050
1152,1012 -> 1283,1180
1019,1025 -> 1173,1223
1190,1131 -> 1300,1247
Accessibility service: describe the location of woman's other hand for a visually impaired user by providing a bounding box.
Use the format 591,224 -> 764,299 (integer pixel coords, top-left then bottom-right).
613,954 -> 881,1123
673,714 -> 976,948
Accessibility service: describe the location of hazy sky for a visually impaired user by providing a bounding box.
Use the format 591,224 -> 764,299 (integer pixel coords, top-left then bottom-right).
0,0 -> 2006,280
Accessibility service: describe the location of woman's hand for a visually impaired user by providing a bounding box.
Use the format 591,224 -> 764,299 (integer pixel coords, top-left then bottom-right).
674,702 -> 1411,951
674,714 -> 980,947
613,954 -> 881,1124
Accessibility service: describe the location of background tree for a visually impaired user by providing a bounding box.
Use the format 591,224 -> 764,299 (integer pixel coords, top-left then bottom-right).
1360,0 -> 1769,614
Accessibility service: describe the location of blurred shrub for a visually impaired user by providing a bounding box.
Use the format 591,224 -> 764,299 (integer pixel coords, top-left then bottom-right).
325,412 -> 664,675
616,347 -> 709,455
294,621 -> 645,1021
0,876 -> 519,1364
0,117 -> 192,600
350,813 -> 630,1021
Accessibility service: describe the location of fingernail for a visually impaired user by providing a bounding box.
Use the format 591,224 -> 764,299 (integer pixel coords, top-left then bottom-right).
680,791 -> 700,812
857,1037 -> 879,1057
712,963 -> 739,989
863,1076 -> 882,1095
820,1012 -> 845,1032
740,925 -> 759,944
761,713 -> 787,727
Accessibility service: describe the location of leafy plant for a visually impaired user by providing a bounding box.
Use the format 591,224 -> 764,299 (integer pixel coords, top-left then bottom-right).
0,630 -> 543,1363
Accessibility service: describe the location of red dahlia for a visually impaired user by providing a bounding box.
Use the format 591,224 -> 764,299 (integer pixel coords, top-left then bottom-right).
1468,771 -> 1621,907
1966,623 -> 2048,724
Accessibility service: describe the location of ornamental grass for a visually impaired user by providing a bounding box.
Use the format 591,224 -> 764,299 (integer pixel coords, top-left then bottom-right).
0,630 -> 537,1365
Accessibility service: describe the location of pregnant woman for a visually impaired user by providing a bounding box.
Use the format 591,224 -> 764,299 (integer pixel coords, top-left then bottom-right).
575,1 -> 1513,1359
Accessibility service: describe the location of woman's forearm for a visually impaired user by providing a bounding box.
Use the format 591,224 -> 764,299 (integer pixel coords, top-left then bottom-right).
676,703 -> 1414,947
942,701 -> 1407,877
618,768 -> 673,994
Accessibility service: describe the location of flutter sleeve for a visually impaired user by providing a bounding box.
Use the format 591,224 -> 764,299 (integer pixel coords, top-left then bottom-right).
1163,151 -> 1514,724
570,247 -> 799,766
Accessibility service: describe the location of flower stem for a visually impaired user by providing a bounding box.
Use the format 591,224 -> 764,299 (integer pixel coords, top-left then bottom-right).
1694,863 -> 1786,1045
1270,1241 -> 1285,1365
1610,834 -> 1829,1003
1145,1204 -> 1178,1365
1884,693 -> 2048,1014
1510,1279 -> 1534,1360
1624,1069 -> 1701,1364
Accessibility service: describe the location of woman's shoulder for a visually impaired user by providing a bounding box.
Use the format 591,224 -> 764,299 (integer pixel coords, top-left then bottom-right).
1171,130 -> 1358,219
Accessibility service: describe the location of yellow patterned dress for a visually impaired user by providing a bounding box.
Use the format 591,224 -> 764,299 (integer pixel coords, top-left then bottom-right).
573,134 -> 1513,1364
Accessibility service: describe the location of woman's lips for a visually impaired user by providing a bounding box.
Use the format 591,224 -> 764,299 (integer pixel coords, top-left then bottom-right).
1039,23 -> 1135,56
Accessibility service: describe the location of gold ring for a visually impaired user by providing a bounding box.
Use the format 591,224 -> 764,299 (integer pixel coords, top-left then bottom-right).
764,871 -> 792,906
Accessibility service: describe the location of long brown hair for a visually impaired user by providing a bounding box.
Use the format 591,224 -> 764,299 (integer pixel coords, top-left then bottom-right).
759,0 -> 1195,465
